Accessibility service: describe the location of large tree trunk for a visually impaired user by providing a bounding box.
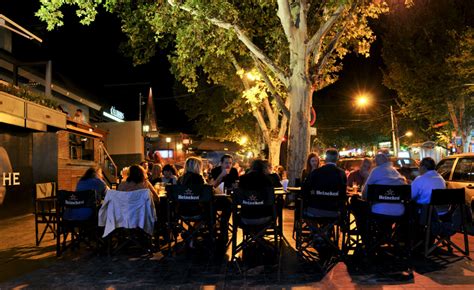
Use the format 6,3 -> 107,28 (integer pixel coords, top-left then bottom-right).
287,71 -> 312,185
268,137 -> 282,169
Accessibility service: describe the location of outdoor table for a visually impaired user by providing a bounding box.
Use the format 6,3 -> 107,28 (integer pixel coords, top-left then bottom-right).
274,187 -> 300,242
343,189 -> 363,255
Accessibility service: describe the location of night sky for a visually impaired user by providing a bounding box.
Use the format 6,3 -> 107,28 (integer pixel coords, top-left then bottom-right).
1,0 -> 393,135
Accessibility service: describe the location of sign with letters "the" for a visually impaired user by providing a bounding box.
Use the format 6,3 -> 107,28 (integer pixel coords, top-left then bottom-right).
2,172 -> 20,186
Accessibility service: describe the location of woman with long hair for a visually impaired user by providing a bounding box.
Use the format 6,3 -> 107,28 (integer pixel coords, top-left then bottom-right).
118,165 -> 158,198
301,152 -> 320,183
76,167 -> 108,200
178,157 -> 205,186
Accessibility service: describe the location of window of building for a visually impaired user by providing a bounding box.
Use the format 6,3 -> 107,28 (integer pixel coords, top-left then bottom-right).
69,133 -> 94,161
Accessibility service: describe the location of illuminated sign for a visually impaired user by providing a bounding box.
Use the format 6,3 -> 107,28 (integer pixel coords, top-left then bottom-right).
103,106 -> 125,122
110,106 -> 124,120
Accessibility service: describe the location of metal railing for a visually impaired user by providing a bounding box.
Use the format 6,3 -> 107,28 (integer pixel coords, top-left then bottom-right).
99,142 -> 118,188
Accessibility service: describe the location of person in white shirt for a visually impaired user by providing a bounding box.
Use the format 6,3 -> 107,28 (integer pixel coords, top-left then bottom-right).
411,157 -> 446,205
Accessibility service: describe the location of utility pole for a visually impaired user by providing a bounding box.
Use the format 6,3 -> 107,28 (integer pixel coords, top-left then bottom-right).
104,82 -> 150,123
390,105 -> 398,157
138,92 -> 142,124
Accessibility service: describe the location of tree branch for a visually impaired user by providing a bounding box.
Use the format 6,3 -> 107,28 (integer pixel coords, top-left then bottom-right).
306,4 -> 346,56
299,0 -> 309,35
277,0 -> 294,42
230,53 -> 271,140
168,0 -> 289,87
262,97 -> 277,130
278,98 -> 290,140
447,101 -> 460,134
253,109 -> 271,143
314,24 -> 346,76
254,57 -> 291,119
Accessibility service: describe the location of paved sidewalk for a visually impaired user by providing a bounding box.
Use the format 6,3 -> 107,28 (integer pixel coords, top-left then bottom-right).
0,211 -> 473,289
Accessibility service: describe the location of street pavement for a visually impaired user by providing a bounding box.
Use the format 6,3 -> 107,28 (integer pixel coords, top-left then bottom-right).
0,210 -> 473,289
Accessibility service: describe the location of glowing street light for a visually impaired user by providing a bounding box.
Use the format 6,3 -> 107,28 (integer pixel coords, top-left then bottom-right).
399,131 -> 414,139
353,92 -> 399,156
355,95 -> 370,107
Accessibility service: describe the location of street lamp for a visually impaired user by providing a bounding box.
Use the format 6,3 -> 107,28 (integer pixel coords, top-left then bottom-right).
355,94 -> 370,108
398,130 -> 414,148
401,130 -> 413,138
355,94 -> 399,156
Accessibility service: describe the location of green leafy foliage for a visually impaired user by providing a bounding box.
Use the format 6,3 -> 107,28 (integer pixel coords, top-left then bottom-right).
175,83 -> 261,153
380,0 -> 474,140
36,0 -> 390,174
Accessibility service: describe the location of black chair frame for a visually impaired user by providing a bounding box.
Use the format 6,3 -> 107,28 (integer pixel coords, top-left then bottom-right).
418,188 -> 470,257
167,184 -> 215,255
365,184 -> 412,258
56,190 -> 98,257
295,187 -> 346,265
34,182 -> 57,246
231,187 -> 279,263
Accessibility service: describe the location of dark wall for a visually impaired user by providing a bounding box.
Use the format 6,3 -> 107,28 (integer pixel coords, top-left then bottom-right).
0,127 -> 59,219
111,153 -> 143,176
32,132 -> 58,184
0,128 -> 34,219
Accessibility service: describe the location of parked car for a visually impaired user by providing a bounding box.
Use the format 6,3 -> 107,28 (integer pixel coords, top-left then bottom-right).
391,157 -> 420,182
337,158 -> 366,175
436,153 -> 474,210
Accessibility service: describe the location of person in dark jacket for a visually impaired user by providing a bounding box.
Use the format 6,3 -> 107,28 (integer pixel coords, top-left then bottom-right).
238,159 -> 275,223
239,160 -> 274,190
304,148 -> 347,217
178,157 -> 206,186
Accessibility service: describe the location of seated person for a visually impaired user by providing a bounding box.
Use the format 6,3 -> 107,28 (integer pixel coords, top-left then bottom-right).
352,151 -> 407,244
411,157 -> 446,206
301,152 -> 320,184
176,157 -> 208,247
238,159 -> 275,224
75,167 -> 108,200
139,161 -> 152,180
150,163 -> 163,185
66,167 -> 108,220
347,158 -> 371,190
210,154 -> 239,191
209,155 -> 238,241
118,165 -> 159,200
161,164 -> 178,185
361,150 -> 407,216
267,165 -> 282,188
178,157 -> 206,186
411,157 -> 454,237
120,166 -> 129,184
304,148 -> 346,218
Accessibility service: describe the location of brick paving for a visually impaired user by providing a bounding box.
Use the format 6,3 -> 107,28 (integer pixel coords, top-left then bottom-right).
0,210 -> 473,289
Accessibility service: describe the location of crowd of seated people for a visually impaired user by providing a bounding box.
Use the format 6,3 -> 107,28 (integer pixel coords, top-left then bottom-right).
71,146 -> 466,256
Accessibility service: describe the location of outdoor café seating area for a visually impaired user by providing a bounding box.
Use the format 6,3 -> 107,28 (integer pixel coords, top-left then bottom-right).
0,180 -> 471,288
32,180 -> 471,273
